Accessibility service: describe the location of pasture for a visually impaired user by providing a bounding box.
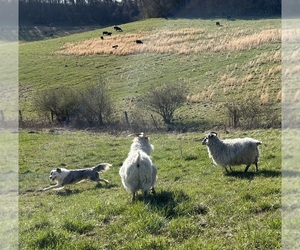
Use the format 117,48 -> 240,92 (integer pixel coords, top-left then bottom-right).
18,17 -> 282,249
19,129 -> 281,249
19,18 -> 281,128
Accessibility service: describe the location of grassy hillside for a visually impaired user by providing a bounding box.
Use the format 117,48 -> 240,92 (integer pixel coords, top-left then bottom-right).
19,129 -> 281,249
19,18 -> 281,129
18,18 -> 282,248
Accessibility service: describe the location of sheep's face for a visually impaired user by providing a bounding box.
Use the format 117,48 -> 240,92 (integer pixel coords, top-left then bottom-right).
130,132 -> 153,155
129,132 -> 149,143
131,132 -> 151,147
202,132 -> 218,145
136,132 -> 149,142
202,136 -> 209,145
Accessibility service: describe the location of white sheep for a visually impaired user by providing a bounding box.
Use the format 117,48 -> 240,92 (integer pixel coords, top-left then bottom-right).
202,132 -> 262,173
119,132 -> 157,202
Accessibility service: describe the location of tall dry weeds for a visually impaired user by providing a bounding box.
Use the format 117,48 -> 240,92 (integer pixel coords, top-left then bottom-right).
58,27 -> 280,56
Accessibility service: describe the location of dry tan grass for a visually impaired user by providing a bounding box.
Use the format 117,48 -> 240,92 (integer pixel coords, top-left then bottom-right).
289,49 -> 300,62
293,90 -> 300,102
268,65 -> 281,76
283,65 -> 300,77
58,27 -> 281,56
217,48 -> 280,104
282,28 -> 300,43
218,73 -> 255,90
259,86 -> 270,105
187,88 -> 215,103
214,29 -> 280,52
276,90 -> 282,102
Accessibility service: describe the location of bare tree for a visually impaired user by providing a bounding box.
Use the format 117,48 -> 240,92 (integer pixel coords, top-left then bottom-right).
34,87 -> 80,124
34,82 -> 114,127
225,95 -> 281,129
80,81 -> 114,126
142,83 -> 187,125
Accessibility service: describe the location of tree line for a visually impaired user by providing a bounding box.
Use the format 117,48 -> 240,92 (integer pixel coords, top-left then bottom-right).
20,0 -> 281,26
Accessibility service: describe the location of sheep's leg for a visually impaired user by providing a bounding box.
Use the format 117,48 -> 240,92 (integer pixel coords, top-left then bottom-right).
244,165 -> 250,172
143,191 -> 148,199
132,192 -> 136,202
224,166 -> 229,173
255,162 -> 259,172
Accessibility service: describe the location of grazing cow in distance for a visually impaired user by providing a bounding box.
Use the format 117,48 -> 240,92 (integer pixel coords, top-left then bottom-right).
135,40 -> 143,44
112,45 -> 118,49
100,36 -> 104,40
107,32 -> 112,36
216,22 -> 221,26
114,26 -> 123,32
103,31 -> 108,35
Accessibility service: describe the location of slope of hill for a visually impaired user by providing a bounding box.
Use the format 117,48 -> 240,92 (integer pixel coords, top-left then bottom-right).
19,18 -> 281,130
18,18 -> 282,249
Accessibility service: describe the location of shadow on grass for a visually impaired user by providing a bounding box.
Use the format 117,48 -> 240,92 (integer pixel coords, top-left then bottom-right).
55,183 -> 118,196
226,169 -> 281,180
141,190 -> 192,218
56,189 -> 81,196
282,170 -> 300,178
94,183 -> 119,189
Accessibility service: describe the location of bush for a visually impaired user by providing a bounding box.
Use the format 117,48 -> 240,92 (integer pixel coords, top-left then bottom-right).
34,82 -> 114,127
79,82 -> 114,126
34,87 -> 80,124
225,96 -> 281,129
141,83 -> 188,125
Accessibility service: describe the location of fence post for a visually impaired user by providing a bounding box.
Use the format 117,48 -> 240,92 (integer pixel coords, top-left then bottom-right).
124,111 -> 130,128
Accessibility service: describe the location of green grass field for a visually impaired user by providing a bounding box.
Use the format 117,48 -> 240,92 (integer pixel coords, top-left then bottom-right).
19,17 -> 282,249
19,129 -> 281,249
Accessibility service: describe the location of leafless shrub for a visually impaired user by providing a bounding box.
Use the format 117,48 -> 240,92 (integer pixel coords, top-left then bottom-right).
126,107 -> 163,132
34,87 -> 80,124
141,83 -> 188,125
79,82 -> 114,126
225,95 -> 281,129
34,82 -> 114,127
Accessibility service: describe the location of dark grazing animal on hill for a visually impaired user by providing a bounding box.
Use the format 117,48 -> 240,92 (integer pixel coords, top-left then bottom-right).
114,26 -> 123,32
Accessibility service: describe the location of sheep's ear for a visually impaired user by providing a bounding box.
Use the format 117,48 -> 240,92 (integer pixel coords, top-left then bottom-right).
210,131 -> 217,137
137,132 -> 146,137
56,168 -> 61,173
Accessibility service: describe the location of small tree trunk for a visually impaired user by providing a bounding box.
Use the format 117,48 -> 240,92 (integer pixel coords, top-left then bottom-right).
19,110 -> 23,122
0,110 -> 4,121
151,114 -> 158,129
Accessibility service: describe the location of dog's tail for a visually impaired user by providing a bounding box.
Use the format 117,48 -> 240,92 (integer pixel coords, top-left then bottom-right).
93,163 -> 112,172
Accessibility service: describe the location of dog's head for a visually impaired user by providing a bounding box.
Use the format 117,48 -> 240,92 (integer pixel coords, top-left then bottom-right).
49,168 -> 62,181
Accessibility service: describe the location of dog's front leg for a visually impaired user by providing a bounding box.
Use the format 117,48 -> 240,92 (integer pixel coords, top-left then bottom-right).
43,183 -> 63,191
99,178 -> 109,184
